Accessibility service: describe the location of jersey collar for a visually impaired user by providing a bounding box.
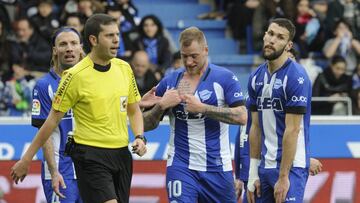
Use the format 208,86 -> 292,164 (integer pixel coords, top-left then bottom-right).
266,58 -> 292,76
49,68 -> 60,81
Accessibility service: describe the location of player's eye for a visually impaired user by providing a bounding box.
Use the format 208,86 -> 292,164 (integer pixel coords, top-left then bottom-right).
191,54 -> 198,59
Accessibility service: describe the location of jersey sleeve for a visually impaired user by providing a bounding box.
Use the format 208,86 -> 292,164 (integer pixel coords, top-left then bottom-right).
52,70 -> 79,113
31,81 -> 51,128
223,72 -> 244,107
155,76 -> 168,97
247,72 -> 257,111
128,67 -> 141,104
285,70 -> 311,114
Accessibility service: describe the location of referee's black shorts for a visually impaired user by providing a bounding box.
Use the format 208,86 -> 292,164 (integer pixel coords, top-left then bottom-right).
71,143 -> 133,203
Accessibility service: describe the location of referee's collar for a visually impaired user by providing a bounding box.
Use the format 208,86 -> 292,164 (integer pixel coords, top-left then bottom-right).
93,63 -> 111,72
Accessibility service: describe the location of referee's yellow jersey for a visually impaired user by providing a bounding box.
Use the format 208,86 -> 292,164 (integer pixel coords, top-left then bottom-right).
52,56 -> 141,148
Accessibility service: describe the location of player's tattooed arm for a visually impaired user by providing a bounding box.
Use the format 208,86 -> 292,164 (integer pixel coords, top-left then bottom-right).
182,94 -> 247,125
203,105 -> 247,125
143,104 -> 165,131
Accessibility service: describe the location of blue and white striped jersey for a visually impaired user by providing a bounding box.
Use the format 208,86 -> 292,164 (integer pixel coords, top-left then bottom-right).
248,58 -> 311,169
31,69 -> 76,180
156,64 -> 245,172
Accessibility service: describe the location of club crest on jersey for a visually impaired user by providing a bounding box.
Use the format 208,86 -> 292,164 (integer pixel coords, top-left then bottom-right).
199,89 -> 212,101
120,96 -> 128,112
273,78 -> 283,89
32,99 -> 41,115
257,97 -> 283,111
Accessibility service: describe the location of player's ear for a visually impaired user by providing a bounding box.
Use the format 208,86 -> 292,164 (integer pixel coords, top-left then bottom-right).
286,41 -> 293,52
52,46 -> 57,56
204,45 -> 208,55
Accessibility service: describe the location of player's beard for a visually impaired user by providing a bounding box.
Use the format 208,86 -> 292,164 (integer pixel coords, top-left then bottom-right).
262,45 -> 286,61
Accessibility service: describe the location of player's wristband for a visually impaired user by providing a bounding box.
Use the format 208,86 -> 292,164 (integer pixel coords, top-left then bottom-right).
247,158 -> 261,192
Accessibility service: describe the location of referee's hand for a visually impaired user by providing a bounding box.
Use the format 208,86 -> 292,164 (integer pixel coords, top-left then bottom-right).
10,159 -> 30,184
131,139 -> 147,157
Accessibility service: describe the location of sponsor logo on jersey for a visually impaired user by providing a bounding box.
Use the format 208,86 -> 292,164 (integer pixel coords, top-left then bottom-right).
57,72 -> 73,97
257,97 -> 283,111
32,99 -> 41,115
291,95 -> 307,103
174,104 -> 204,120
175,110 -> 205,120
285,197 -> 296,201
131,72 -> 140,97
199,89 -> 212,101
234,92 -> 243,98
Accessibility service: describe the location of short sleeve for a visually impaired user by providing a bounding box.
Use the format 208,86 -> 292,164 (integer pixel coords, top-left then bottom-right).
285,71 -> 311,114
247,73 -> 257,112
155,76 -> 169,97
52,70 -> 78,113
128,68 -> 141,104
31,82 -> 51,127
224,72 -> 245,107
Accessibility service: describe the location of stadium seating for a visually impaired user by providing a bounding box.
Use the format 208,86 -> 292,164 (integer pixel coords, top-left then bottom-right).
134,0 -> 253,86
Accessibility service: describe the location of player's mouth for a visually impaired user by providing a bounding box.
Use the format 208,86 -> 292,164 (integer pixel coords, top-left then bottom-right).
264,45 -> 275,51
64,54 -> 76,62
186,65 -> 197,69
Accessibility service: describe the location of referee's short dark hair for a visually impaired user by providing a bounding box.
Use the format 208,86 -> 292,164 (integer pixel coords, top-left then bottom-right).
270,18 -> 296,41
83,13 -> 117,53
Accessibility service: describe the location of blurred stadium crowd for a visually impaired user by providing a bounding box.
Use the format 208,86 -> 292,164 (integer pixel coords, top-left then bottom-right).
0,0 -> 359,116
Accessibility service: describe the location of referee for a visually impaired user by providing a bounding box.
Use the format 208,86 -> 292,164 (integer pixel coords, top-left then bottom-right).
11,14 -> 146,203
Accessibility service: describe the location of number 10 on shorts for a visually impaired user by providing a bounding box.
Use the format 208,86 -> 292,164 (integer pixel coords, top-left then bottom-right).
167,180 -> 182,198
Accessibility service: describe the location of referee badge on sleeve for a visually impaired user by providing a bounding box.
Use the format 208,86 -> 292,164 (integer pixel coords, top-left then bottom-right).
120,96 -> 128,112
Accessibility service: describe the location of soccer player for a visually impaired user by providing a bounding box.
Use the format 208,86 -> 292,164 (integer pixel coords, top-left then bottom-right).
11,14 -> 146,203
234,47 -> 323,202
246,18 -> 312,203
143,26 -> 247,202
31,27 -> 84,203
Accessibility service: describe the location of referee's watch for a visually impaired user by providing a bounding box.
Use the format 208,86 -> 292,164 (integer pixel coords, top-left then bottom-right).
135,135 -> 147,145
